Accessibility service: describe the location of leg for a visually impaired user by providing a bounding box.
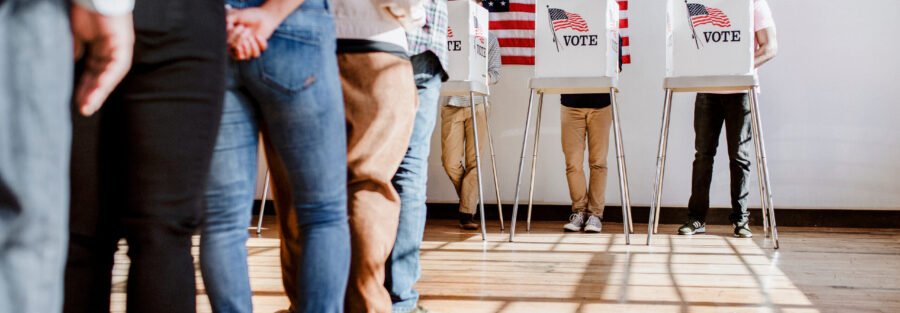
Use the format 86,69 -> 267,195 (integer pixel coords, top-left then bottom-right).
525,92 -> 546,232
385,53 -> 443,313
483,97 -> 505,230
245,6 -> 349,311
560,106 -> 589,215
460,105 -> 488,218
440,106 -> 468,203
0,2 -> 72,312
749,88 -> 779,248
686,94 -> 726,224
723,94 -> 753,227
586,106 -> 612,232
199,71 -> 258,313
339,52 -> 417,313
508,89 -> 537,242
648,89 -> 673,244
466,95 -> 488,240
106,2 -> 227,311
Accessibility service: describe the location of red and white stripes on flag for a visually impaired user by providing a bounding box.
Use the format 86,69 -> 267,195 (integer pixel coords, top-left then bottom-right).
487,0 -> 630,65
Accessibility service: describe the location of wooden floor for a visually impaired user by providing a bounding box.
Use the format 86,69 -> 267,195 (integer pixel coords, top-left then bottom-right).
110,218 -> 900,313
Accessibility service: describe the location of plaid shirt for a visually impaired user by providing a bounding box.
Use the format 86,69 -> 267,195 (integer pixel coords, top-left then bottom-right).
407,0 -> 448,70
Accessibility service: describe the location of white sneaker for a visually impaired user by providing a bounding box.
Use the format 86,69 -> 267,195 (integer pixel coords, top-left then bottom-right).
584,215 -> 602,233
563,212 -> 586,232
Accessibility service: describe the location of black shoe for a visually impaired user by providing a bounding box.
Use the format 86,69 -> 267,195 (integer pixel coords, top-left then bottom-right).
459,213 -> 478,230
678,219 -> 706,235
733,221 -> 753,238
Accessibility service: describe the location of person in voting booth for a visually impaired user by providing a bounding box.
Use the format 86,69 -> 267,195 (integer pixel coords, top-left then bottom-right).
440,29 -> 502,231
560,37 -> 625,234
678,0 -> 777,238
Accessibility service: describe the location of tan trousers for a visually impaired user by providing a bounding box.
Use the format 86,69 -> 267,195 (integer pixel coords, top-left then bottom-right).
440,104 -> 487,215
269,52 -> 417,313
560,106 -> 612,216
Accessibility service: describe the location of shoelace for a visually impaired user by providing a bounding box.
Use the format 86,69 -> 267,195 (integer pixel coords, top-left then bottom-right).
691,220 -> 703,229
569,213 -> 584,224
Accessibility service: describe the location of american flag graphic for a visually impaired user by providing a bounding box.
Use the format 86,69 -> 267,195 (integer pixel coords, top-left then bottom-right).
687,3 -> 732,28
448,26 -> 454,38
474,18 -> 486,44
548,8 -> 589,32
482,0 -> 630,65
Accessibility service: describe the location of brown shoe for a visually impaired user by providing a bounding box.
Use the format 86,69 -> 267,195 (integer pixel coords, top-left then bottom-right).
459,213 -> 479,230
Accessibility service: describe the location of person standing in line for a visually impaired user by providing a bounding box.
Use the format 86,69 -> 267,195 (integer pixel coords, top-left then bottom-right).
439,25 -> 501,230
0,0 -> 133,312
64,0 -> 227,312
244,0 -> 427,312
384,0 -> 448,312
196,0 -> 351,312
678,0 -> 778,238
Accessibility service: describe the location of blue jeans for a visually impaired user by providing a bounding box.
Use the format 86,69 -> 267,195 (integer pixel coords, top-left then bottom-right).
200,1 -> 350,312
0,1 -> 71,312
386,52 -> 444,313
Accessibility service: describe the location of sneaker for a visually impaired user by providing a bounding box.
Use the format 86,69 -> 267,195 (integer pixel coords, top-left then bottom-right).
733,221 -> 753,238
459,212 -> 478,230
584,215 -> 602,233
563,212 -> 587,232
678,219 -> 706,235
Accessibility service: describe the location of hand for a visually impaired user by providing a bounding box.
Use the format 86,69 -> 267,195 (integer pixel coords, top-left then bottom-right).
71,4 -> 134,116
226,7 -> 280,60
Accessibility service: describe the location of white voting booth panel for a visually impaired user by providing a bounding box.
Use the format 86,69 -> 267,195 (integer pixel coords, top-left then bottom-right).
446,1 -> 489,84
534,0 -> 619,78
666,0 -> 754,77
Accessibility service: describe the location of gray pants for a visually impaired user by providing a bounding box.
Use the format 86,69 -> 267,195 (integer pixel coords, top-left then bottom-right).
0,0 -> 73,312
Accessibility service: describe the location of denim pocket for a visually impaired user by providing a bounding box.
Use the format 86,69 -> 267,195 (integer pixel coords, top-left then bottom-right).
258,28 -> 323,93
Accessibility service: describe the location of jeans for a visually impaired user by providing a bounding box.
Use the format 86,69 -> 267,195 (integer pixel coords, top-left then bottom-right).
688,93 -> 752,224
0,1 -> 71,312
199,0 -> 350,312
65,0 -> 227,312
385,52 -> 444,313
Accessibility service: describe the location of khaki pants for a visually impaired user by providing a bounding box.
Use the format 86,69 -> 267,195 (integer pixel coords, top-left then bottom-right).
560,106 -> 612,216
270,52 -> 417,313
440,104 -> 487,215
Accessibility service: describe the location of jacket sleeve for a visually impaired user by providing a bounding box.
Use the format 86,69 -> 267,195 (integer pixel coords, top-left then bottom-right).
72,0 -> 134,16
488,33 -> 502,85
374,0 -> 427,31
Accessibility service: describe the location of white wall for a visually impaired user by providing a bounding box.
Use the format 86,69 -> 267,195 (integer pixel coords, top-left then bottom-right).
424,0 -> 900,210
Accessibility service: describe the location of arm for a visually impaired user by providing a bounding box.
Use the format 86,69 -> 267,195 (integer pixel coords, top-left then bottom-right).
71,0 -> 135,116
754,26 -> 777,68
228,0 -> 307,60
487,34 -> 502,85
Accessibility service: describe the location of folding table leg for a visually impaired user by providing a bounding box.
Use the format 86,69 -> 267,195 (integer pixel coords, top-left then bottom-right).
256,169 -> 271,235
469,92 -> 488,241
483,96 -> 505,231
610,88 -> 631,245
525,93 -> 545,232
509,89 -> 537,242
647,89 -> 674,245
748,87 -> 780,249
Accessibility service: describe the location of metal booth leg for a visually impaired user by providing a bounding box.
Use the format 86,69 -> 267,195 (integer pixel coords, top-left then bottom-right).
469,92 -> 488,241
509,89 -> 537,242
256,169 -> 272,235
610,88 -> 632,244
483,96 -> 505,231
525,92 -> 545,232
748,87 -> 779,249
647,89 -> 674,245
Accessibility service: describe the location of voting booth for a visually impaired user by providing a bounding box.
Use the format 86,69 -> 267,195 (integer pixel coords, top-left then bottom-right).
443,1 -> 501,240
647,0 -> 781,248
534,0 -> 619,78
666,0 -> 754,77
446,1 -> 490,84
508,0 -> 634,244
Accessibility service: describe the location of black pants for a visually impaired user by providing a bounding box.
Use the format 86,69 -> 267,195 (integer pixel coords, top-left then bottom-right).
65,1 -> 226,312
687,93 -> 752,224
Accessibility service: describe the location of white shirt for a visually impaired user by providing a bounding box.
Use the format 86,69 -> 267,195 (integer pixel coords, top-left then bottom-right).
73,0 -> 134,16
